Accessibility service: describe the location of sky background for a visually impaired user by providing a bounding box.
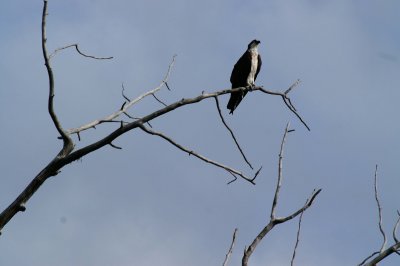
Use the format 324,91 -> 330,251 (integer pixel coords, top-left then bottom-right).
1,0 -> 400,265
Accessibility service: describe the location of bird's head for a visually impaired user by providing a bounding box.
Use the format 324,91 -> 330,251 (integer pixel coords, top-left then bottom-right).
248,39 -> 261,49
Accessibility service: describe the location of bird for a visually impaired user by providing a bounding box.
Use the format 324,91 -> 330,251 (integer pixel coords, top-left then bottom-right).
227,39 -> 262,114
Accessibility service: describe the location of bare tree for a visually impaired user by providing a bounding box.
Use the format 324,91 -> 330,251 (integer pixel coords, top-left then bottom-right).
0,0 -> 309,235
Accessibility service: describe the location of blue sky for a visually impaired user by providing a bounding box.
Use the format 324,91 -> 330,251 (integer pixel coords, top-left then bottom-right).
1,1 -> 400,265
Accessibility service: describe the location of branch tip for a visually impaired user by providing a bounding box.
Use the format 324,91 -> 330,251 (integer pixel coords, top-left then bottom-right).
18,204 -> 26,212
109,143 -> 122,150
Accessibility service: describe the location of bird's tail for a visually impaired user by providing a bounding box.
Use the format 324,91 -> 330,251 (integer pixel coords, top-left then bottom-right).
227,94 -> 237,114
227,89 -> 247,114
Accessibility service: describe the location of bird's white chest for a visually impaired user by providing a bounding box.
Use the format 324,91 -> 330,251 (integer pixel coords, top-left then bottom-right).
247,50 -> 258,85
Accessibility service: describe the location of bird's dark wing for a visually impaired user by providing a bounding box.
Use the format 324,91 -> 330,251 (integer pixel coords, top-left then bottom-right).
254,53 -> 262,81
230,52 -> 251,86
227,52 -> 252,114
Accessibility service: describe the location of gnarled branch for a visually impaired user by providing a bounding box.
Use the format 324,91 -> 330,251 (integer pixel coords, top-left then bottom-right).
41,0 -> 73,156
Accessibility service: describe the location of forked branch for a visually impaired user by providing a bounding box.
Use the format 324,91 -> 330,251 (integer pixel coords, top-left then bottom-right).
242,124 -> 321,266
374,165 -> 387,253
66,55 -> 176,135
41,0 -> 73,156
359,165 -> 400,266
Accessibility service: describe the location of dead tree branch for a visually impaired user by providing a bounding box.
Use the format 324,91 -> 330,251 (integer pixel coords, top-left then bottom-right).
291,203 -> 305,266
0,1 -> 311,235
241,123 -> 321,266
359,165 -> 400,266
222,228 -> 238,266
41,0 -> 73,156
255,79 -> 310,131
214,96 -> 254,170
49,43 -> 113,60
374,165 -> 387,253
0,71 -> 304,234
393,211 -> 400,244
66,55 -> 176,135
151,93 -> 168,107
138,124 -> 260,184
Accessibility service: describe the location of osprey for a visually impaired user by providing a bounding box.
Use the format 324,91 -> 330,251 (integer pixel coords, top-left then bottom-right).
227,39 -> 262,114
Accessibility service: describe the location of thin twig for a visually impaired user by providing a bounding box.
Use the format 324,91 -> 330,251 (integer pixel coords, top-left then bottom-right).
165,82 -> 171,91
374,165 -> 387,253
276,189 -> 321,224
49,43 -> 113,60
138,124 -> 259,184
152,93 -> 168,107
291,207 -> 305,266
121,83 -> 131,102
256,79 -> 310,131
222,228 -> 238,266
394,211 -> 400,243
271,122 -> 290,219
227,173 -> 238,185
109,142 -> 122,150
285,79 -> 301,95
281,96 -> 310,131
214,96 -> 254,170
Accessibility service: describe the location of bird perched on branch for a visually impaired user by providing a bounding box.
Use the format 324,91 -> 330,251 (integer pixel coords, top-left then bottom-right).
227,39 -> 262,114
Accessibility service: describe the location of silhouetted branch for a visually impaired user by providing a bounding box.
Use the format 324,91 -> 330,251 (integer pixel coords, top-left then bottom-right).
41,0 -> 74,156
276,189 -> 321,224
222,228 -> 238,266
152,93 -> 168,107
359,165 -> 400,266
138,124 -> 259,184
362,242 -> 400,266
226,173 -> 238,185
285,79 -> 301,95
256,80 -> 310,131
270,122 -> 290,219
214,96 -> 254,170
49,43 -> 113,60
358,252 -> 380,266
393,211 -> 400,244
291,206 -> 305,266
121,83 -> 131,101
242,124 -> 321,266
374,165 -> 387,253
66,55 -> 176,135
